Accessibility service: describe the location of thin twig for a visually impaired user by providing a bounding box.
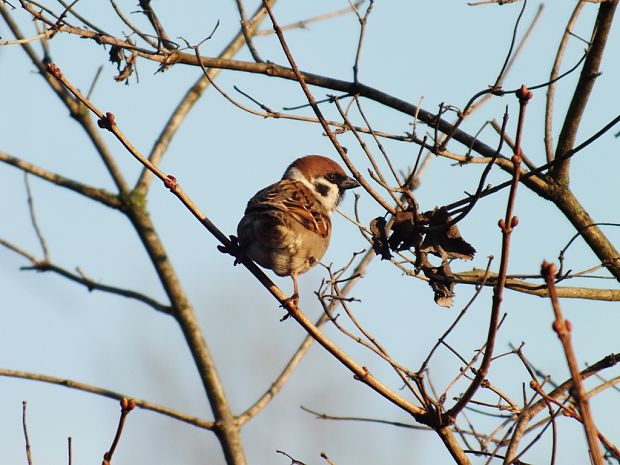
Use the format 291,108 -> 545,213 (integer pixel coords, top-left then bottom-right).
0,369 -> 214,429
260,1 -> 396,215
86,65 -> 103,100
469,4 -> 544,114
545,1 -> 586,163
0,151 -> 122,209
418,257 -> 494,374
29,261 -> 172,313
512,345 -> 559,465
351,0 -> 373,84
257,1 -> 364,35
138,0 -> 175,50
551,0 -> 619,183
354,95 -> 402,185
332,96 -> 402,208
505,353 -> 618,462
109,0 -> 157,49
446,110 -> 508,227
134,0 -> 277,194
492,0 -> 528,89
541,261 -> 604,465
276,450 -> 306,465
22,401 -> 33,465
0,30 -> 52,45
23,174 -> 49,261
448,86 -> 531,420
47,59 -> 425,425
301,406 -> 430,431
234,0 -> 263,62
56,0 -> 107,34
102,399 -> 136,465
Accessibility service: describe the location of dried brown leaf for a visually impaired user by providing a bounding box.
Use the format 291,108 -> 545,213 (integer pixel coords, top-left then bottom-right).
388,210 -> 422,251
420,257 -> 455,308
420,207 -> 476,261
369,216 -> 392,260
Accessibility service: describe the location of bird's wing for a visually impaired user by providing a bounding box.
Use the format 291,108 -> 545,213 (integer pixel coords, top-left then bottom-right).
246,180 -> 331,238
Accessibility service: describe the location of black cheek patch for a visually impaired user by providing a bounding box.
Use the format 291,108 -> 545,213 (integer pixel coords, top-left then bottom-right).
314,182 -> 330,197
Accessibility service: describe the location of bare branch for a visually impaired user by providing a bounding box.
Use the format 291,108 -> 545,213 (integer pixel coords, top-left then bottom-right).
0,6 -> 131,196
552,0 -> 619,183
0,151 -> 122,209
238,249 -> 374,425
134,0 -> 278,194
138,0 -> 175,50
22,401 -> 33,465
448,86 -> 531,420
0,369 -> 215,430
256,1 -> 364,35
506,352 -> 619,462
540,262 -> 604,464
234,0 -> 264,62
545,1 -> 587,163
26,260 -> 172,314
23,174 -> 49,262
102,399 -> 136,465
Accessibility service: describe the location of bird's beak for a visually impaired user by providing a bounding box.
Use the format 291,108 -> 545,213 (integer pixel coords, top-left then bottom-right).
341,177 -> 360,190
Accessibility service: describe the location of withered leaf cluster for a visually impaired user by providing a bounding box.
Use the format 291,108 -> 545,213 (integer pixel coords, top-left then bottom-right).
109,45 -> 137,83
370,207 -> 475,307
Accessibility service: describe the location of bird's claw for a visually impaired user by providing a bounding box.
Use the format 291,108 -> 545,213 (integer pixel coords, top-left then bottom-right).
217,235 -> 244,266
279,293 -> 299,321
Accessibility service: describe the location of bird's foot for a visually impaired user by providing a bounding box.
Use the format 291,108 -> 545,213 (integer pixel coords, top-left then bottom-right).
281,292 -> 299,307
217,235 -> 244,265
279,292 -> 299,320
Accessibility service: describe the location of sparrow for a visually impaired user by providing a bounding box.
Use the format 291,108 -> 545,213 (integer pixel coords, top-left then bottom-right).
237,155 -> 360,305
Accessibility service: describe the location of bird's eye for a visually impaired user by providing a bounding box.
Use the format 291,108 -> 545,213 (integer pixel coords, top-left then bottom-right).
326,173 -> 337,182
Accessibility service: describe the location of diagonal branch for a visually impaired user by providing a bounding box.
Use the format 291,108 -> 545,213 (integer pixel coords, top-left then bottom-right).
545,1 -> 586,163
455,269 -> 620,301
237,248 -> 374,425
133,0 -> 278,194
138,0 -> 174,50
505,352 -> 619,463
0,151 -> 122,209
44,60 -> 430,462
541,261 -> 603,465
551,0 -> 619,183
25,260 -> 172,314
260,1 -> 395,215
448,86 -> 531,421
0,6 -> 130,196
0,368 -> 215,430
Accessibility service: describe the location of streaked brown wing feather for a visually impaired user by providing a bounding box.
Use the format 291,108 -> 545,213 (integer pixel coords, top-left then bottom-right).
246,180 -> 331,238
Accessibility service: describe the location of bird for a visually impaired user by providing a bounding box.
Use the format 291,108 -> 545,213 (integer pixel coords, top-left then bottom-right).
236,155 -> 360,305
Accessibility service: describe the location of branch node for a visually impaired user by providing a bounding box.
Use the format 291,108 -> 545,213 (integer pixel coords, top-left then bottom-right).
46,62 -> 63,79
97,112 -> 116,131
516,84 -> 533,103
120,397 -> 137,413
163,174 -> 177,190
353,366 -> 370,381
540,260 -> 557,279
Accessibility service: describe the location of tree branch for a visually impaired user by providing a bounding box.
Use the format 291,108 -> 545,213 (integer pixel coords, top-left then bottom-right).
134,0 -> 278,194
0,368 -> 215,430
541,261 -> 603,465
0,151 -> 122,209
551,0 -> 619,183
545,1 -> 586,163
505,352 -> 618,463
